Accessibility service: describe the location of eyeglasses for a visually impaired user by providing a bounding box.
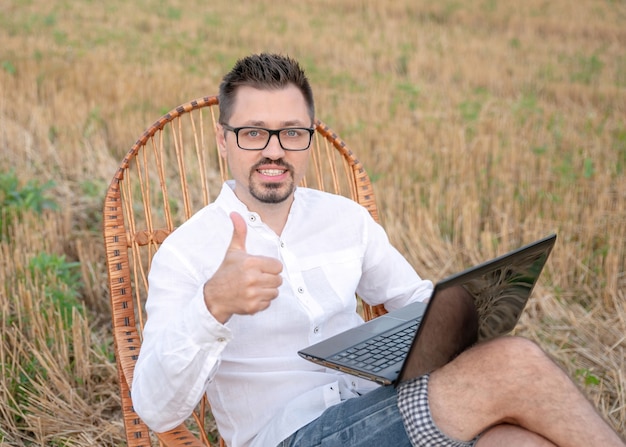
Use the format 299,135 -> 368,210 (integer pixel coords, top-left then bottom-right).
222,124 -> 314,151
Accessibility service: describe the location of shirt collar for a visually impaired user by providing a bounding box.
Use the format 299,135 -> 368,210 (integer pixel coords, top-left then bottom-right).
216,180 -> 306,230
215,181 -> 249,214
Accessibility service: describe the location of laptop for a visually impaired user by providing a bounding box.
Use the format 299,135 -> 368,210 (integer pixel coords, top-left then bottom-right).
298,233 -> 557,386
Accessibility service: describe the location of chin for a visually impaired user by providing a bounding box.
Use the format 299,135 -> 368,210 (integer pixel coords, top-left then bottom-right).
252,183 -> 294,204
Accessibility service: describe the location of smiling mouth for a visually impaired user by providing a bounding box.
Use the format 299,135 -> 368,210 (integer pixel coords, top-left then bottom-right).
258,168 -> 287,176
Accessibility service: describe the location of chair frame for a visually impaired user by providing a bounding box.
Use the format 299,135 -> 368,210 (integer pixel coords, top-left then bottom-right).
103,95 -> 386,447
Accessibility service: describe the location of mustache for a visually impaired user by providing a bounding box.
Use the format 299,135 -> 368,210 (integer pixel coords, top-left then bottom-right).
251,158 -> 293,172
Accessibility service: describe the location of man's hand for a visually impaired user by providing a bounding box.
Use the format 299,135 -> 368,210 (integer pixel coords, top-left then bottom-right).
203,212 -> 283,323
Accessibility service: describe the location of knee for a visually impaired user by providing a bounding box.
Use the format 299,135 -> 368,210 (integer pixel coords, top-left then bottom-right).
490,335 -> 541,355
483,336 -> 554,373
437,336 -> 560,390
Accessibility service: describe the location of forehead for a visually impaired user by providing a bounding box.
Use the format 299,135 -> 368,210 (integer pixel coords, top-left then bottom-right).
229,84 -> 310,126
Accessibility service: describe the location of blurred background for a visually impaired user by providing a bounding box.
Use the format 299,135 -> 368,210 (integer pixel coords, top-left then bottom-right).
1,0 -> 624,444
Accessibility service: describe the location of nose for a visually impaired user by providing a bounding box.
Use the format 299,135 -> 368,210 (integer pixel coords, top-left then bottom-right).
261,133 -> 285,160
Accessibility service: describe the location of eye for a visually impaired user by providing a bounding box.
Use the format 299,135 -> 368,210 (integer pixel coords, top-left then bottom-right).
242,128 -> 267,139
283,128 -> 303,138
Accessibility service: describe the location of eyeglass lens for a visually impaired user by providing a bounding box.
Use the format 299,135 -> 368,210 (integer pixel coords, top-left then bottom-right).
236,127 -> 311,150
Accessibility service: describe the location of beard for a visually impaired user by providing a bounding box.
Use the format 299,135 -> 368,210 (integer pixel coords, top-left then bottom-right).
250,181 -> 294,204
248,159 -> 296,204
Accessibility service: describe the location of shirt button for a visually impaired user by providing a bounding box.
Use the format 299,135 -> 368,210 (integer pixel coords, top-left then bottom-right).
297,287 -> 304,294
217,337 -> 226,343
313,326 -> 320,334
280,241 -> 286,248
248,214 -> 256,222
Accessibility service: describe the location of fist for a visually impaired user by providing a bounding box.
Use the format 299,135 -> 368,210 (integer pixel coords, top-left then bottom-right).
203,212 -> 283,323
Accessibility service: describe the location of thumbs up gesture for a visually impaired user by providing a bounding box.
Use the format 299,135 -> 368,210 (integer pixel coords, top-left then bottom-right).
203,212 -> 283,323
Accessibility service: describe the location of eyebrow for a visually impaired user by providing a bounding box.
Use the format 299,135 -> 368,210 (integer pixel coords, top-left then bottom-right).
242,119 -> 310,128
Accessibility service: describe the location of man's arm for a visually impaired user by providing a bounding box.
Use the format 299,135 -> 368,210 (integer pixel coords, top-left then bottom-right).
131,212 -> 283,432
356,210 -> 433,311
131,258 -> 232,432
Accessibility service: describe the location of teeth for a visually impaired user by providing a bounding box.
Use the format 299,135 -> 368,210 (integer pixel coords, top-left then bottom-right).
258,169 -> 285,176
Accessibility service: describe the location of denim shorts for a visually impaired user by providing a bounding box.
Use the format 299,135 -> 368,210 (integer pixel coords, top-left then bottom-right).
278,374 -> 478,447
278,384 -> 411,447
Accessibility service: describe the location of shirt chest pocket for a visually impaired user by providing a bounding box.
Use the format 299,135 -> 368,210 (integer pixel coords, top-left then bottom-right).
298,247 -> 363,311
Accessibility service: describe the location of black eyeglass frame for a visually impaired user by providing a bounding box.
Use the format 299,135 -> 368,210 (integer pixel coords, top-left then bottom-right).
221,124 -> 315,151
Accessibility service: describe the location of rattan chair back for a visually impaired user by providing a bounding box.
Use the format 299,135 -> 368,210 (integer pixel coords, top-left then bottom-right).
103,96 -> 386,447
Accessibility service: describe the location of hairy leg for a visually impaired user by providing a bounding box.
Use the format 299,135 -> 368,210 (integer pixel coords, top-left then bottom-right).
477,424 -> 556,447
426,337 -> 624,446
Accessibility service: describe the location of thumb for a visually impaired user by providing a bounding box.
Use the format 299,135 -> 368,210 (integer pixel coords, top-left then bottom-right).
228,212 -> 247,251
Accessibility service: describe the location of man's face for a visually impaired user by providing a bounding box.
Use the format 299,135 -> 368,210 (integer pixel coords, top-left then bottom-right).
218,85 -> 312,209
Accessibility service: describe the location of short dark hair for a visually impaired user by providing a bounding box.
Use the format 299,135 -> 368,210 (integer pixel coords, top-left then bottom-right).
218,53 -> 315,125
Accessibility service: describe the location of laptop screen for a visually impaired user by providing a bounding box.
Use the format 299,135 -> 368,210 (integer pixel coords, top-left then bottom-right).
398,242 -> 552,383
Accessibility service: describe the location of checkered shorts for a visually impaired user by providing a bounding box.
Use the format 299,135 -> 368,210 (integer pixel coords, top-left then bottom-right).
396,374 -> 479,447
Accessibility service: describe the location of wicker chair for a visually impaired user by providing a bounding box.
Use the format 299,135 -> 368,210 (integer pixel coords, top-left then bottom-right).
103,95 -> 388,447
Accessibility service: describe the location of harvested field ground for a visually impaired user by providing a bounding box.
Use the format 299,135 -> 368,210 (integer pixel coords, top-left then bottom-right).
1,0 -> 624,444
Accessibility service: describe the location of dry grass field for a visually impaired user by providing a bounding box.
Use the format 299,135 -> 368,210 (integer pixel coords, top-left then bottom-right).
1,0 -> 625,445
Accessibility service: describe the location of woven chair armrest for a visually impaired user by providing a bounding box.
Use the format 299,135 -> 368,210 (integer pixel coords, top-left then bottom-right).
155,424 -> 212,447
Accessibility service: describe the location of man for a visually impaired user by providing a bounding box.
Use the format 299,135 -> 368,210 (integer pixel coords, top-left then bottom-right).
132,53 -> 624,447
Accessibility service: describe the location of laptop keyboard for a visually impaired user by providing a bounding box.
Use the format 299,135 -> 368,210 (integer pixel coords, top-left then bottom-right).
330,320 -> 420,373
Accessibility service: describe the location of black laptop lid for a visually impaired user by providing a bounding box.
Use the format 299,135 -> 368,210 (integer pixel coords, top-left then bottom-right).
397,233 -> 556,383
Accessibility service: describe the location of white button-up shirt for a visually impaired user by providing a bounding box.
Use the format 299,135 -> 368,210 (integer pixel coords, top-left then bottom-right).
132,181 -> 433,447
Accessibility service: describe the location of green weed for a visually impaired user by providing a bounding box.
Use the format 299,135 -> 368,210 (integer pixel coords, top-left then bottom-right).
0,170 -> 58,214
575,368 -> 601,387
513,92 -> 543,126
2,60 -> 16,75
570,52 -> 604,85
396,82 -> 421,111
0,170 -> 58,239
28,252 -> 84,328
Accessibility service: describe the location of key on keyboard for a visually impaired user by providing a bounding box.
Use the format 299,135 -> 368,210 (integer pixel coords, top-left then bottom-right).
330,320 -> 419,372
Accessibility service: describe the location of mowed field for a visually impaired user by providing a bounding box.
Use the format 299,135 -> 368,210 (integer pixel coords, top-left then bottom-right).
1,0 -> 625,444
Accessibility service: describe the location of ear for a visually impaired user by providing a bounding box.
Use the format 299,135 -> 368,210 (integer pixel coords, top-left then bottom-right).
216,123 -> 227,158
